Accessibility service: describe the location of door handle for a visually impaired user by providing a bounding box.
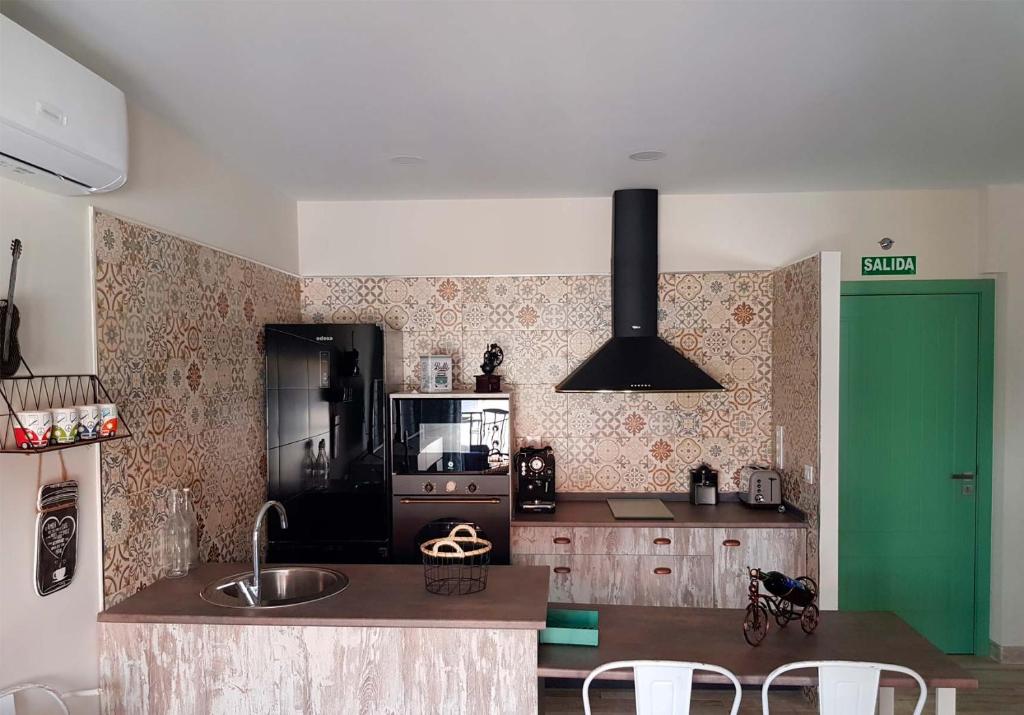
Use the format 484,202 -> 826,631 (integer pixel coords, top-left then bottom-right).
951,473 -> 975,481
722,539 -> 741,547
653,567 -> 672,575
552,537 -> 571,545
398,498 -> 502,505
553,566 -> 571,575
653,537 -> 672,545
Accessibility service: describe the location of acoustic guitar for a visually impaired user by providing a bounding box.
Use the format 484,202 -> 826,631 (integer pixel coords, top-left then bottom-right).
0,239 -> 23,377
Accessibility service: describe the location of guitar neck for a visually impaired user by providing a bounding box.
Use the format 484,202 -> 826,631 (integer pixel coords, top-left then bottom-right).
5,255 -> 17,306
2,250 -> 19,363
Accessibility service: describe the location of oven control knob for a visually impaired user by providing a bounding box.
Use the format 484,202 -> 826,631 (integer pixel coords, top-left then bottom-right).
467,482 -> 478,493
445,480 -> 457,493
423,482 -> 434,493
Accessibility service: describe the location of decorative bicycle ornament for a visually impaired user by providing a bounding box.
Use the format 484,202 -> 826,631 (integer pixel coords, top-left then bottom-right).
743,567 -> 819,646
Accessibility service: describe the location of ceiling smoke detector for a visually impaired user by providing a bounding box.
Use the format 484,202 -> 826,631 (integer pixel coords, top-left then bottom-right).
628,151 -> 666,162
389,155 -> 426,166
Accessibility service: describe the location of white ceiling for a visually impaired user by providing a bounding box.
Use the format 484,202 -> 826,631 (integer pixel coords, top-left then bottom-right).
4,1 -> 1023,200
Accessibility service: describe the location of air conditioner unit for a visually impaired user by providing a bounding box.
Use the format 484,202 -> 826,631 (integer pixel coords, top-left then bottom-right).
0,15 -> 127,195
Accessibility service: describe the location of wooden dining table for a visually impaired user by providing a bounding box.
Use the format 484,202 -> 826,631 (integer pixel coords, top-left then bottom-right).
537,604 -> 978,714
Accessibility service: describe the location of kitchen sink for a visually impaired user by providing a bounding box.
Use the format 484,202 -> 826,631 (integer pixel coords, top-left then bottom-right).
200,566 -> 349,609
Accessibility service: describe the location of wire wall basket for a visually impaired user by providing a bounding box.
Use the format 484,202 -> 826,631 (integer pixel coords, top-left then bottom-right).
0,368 -> 132,455
420,524 -> 492,596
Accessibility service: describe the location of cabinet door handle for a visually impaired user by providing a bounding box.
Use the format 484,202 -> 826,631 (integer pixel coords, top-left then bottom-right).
653,537 -> 672,545
552,537 -> 571,545
722,539 -> 741,547
653,567 -> 672,575
553,566 -> 571,574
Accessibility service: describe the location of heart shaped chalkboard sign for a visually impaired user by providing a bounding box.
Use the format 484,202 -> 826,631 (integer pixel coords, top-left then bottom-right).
42,515 -> 76,560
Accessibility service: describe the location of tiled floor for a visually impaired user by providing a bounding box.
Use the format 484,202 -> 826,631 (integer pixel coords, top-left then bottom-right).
543,657 -> 1024,714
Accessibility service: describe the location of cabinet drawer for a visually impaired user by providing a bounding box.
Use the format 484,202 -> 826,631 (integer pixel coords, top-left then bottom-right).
713,527 -> 807,609
633,555 -> 715,607
512,554 -> 714,607
511,526 -> 712,556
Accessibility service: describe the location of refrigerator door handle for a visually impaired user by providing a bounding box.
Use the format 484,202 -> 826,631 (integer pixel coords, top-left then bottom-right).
329,401 -> 337,460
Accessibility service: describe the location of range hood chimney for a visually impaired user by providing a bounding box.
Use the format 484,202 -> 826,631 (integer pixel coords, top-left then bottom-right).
555,189 -> 724,393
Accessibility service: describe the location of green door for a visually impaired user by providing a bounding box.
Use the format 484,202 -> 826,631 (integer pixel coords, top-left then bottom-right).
840,293 -> 979,653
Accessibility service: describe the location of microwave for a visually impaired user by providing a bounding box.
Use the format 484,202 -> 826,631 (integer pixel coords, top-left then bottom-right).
390,393 -> 512,476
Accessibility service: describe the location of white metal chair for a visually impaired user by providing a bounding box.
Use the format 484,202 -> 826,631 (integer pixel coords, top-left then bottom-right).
761,660 -> 927,715
582,660 -> 742,715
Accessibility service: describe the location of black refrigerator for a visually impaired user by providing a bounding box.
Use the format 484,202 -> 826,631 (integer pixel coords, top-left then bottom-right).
264,324 -> 401,563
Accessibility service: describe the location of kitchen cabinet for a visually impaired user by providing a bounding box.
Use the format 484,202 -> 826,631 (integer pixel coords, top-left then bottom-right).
511,525 -> 711,557
514,553 -> 715,607
511,518 -> 806,609
712,527 -> 807,608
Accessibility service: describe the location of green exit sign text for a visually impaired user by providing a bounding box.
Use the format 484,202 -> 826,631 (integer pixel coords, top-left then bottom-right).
861,255 -> 917,276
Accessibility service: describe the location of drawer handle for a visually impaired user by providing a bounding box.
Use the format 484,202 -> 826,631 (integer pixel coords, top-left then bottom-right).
653,567 -> 672,575
722,539 -> 741,547
553,566 -> 572,574
552,537 -> 571,545
653,537 -> 672,545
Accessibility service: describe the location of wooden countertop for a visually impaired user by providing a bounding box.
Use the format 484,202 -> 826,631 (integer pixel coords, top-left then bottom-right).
538,604 -> 978,689
99,563 -> 550,630
512,500 -> 805,528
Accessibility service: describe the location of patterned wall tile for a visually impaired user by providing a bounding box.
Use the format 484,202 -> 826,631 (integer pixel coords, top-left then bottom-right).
770,255 -> 821,581
95,211 -> 300,606
303,270 -> 776,494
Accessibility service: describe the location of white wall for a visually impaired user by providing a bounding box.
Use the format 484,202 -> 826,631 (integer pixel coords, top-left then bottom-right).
0,181 -> 100,715
0,100 -> 296,713
981,184 -> 1024,653
299,189 -> 981,280
96,103 -> 298,273
818,252 -> 842,611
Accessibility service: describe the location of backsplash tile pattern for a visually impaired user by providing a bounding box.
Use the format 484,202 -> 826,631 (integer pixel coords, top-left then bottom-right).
770,254 -> 821,581
302,272 -> 774,492
95,211 -> 300,605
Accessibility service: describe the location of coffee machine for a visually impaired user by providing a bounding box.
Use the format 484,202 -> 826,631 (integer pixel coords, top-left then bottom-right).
689,463 -> 719,506
515,446 -> 556,513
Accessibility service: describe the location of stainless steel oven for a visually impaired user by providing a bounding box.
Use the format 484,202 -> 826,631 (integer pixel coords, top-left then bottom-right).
390,393 -> 512,563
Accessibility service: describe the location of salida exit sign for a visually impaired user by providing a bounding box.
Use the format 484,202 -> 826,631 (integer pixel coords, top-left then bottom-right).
861,255 -> 917,276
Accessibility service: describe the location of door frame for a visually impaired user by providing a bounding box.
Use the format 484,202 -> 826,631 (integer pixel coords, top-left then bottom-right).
840,279 -> 994,655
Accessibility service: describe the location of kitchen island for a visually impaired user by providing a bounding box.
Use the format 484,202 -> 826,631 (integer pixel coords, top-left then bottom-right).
98,563 -> 549,715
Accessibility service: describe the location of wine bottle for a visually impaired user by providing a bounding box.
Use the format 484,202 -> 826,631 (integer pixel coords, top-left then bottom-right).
315,439 -> 329,487
758,570 -> 814,607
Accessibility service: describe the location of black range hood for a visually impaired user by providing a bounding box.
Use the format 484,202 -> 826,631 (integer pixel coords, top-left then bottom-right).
555,189 -> 724,393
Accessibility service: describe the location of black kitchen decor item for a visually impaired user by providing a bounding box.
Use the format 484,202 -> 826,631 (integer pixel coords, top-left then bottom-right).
35,456 -> 78,596
475,342 -> 503,393
742,567 -> 819,646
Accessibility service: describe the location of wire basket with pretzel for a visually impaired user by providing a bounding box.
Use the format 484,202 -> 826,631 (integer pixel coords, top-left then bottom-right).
419,524 -> 492,595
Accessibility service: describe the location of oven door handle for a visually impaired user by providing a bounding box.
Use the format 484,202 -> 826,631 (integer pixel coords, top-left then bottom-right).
399,497 -> 502,505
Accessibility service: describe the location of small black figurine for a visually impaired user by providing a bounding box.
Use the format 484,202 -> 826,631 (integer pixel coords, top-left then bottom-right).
475,343 -> 504,393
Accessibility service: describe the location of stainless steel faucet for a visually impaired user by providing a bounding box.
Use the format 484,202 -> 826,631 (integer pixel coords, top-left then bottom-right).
242,500 -> 288,605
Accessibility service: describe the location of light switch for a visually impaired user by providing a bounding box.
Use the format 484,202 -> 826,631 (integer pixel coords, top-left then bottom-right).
803,464 -> 815,484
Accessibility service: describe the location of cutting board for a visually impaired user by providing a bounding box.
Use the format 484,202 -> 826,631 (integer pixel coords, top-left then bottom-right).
606,498 -> 674,520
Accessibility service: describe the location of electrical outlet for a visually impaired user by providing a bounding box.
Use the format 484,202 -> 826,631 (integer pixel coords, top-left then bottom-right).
803,464 -> 815,484
774,426 -> 785,470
